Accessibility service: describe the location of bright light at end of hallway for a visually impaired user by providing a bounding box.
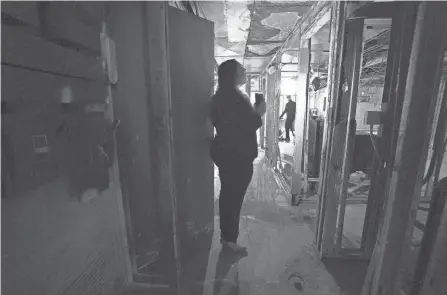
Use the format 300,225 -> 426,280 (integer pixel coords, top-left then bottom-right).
281,78 -> 298,96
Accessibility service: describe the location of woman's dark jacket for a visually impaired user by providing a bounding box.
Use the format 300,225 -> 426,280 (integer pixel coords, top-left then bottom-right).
210,88 -> 262,166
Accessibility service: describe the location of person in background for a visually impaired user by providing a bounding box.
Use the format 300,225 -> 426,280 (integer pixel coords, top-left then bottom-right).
279,95 -> 296,142
210,59 -> 266,253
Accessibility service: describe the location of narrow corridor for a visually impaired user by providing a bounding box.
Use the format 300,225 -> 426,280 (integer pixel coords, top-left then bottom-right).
3,2 -> 447,294
123,151 -> 343,295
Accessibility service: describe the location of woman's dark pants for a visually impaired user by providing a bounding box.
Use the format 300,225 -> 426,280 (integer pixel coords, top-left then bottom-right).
218,160 -> 254,243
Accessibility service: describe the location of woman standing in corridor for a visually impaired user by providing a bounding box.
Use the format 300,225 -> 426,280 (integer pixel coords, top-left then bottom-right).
210,59 -> 266,253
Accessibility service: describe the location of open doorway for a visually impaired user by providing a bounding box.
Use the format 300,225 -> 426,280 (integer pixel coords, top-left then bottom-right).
341,18 -> 393,249
277,50 -> 299,188
288,16 -> 332,211
306,22 -> 331,196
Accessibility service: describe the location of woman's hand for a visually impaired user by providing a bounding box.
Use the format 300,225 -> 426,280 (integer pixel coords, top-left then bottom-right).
255,101 -> 266,117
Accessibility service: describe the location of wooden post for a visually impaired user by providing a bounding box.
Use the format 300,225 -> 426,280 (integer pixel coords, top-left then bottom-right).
334,18 -> 364,254
360,1 -> 419,257
245,75 -> 251,98
260,76 -> 266,149
409,80 -> 447,295
265,71 -> 276,165
320,16 -> 364,257
416,178 -> 447,295
360,5 -> 419,292
101,18 -> 134,284
363,3 -> 447,294
316,2 -> 346,249
291,44 -> 309,199
302,38 -> 311,195
422,79 -> 447,201
273,55 -> 282,170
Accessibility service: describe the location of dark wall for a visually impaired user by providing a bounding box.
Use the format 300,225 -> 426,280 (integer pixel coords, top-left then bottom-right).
1,2 -> 130,295
107,2 -> 177,285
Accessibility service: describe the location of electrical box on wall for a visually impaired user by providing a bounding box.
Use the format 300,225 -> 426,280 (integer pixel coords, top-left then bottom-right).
364,111 -> 382,126
32,134 -> 51,162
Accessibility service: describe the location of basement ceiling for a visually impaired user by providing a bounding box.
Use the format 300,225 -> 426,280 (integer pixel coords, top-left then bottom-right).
198,1 -> 313,74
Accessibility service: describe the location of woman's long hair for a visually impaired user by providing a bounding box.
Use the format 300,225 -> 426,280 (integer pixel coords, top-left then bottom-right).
217,59 -> 242,91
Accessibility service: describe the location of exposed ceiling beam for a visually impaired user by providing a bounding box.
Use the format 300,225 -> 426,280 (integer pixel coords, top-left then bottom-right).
261,1 -> 332,75
348,1 -> 398,19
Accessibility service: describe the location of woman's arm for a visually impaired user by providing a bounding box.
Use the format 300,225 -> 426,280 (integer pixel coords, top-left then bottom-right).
215,105 -> 262,138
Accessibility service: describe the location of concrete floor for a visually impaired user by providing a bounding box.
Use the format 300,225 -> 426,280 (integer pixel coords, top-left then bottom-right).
122,151 -> 346,295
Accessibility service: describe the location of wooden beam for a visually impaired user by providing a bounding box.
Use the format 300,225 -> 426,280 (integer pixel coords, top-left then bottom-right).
262,1 -> 332,76
422,79 -> 447,201
272,55 -> 282,170
345,1 -> 371,19
364,3 -> 447,294
316,1 -> 346,250
303,38 -> 312,195
260,76 -> 266,149
245,75 -> 251,98
1,1 -> 40,27
417,178 -> 447,295
266,74 -> 273,162
335,18 -> 364,255
301,7 -> 332,40
348,2 -> 398,19
320,15 -> 364,257
412,171 -> 447,294
1,26 -> 104,82
42,3 -> 102,52
291,46 -> 309,199
411,80 -> 447,295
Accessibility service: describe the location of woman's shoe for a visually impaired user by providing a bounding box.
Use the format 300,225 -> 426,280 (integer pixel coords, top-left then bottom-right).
221,239 -> 247,253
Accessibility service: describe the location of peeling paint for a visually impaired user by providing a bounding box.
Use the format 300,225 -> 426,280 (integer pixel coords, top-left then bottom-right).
202,0 -> 312,72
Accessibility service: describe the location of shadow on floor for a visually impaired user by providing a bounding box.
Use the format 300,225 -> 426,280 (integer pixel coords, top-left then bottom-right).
322,257 -> 369,295
119,152 -> 353,295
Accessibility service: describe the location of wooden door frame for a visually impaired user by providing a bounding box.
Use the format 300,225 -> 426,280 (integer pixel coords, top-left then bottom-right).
290,3 -> 333,203
316,1 -> 346,251
360,2 -> 419,257
319,14 -> 364,257
361,2 -> 447,294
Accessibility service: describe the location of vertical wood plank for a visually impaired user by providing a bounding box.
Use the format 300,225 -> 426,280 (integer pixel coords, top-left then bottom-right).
335,18 -> 364,254
409,80 -> 447,295
265,73 -> 276,165
303,39 -> 312,195
273,55 -> 282,170
246,75 -> 251,98
291,44 -> 309,198
418,178 -> 447,295
101,20 -> 134,284
369,3 -> 447,294
422,79 -> 447,201
320,7 -> 364,257
316,2 -> 346,250
260,76 -> 266,149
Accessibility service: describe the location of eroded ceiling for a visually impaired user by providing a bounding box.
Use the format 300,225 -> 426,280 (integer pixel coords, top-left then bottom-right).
198,0 -> 313,74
